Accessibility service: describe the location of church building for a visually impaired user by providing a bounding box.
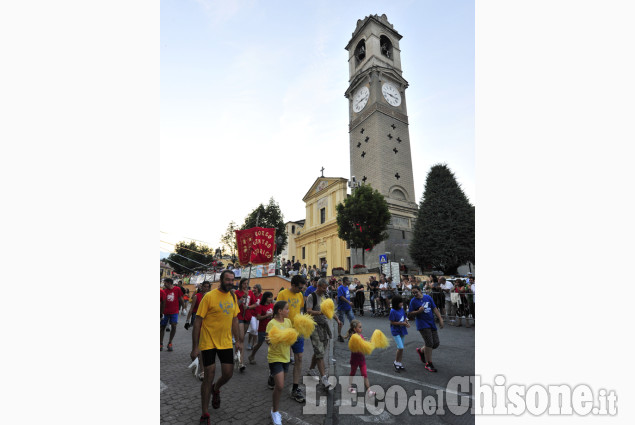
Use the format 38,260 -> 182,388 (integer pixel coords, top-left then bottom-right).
293,177 -> 351,274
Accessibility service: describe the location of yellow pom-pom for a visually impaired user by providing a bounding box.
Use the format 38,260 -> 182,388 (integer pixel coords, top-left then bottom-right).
268,326 -> 299,346
293,313 -> 316,338
320,298 -> 335,319
348,333 -> 373,355
370,329 -> 389,349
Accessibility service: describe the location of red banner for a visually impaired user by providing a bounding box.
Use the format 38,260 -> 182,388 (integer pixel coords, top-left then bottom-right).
235,227 -> 276,265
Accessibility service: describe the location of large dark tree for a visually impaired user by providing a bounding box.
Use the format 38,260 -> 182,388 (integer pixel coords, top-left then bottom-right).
336,184 -> 391,266
164,241 -> 215,275
409,164 -> 475,275
241,197 -> 287,253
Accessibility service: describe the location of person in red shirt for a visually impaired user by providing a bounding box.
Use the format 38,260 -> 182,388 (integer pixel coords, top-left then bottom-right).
184,281 -> 211,380
246,283 -> 263,351
160,288 -> 166,318
234,278 -> 256,372
247,290 -> 274,365
186,281 -> 211,329
161,278 -> 184,351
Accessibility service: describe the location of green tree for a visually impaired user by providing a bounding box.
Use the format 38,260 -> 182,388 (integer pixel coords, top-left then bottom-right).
241,197 -> 287,253
336,184 -> 391,266
164,241 -> 214,275
220,220 -> 238,260
409,164 -> 475,275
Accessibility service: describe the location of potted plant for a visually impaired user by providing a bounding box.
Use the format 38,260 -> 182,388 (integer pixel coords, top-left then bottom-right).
353,264 -> 368,274
332,267 -> 345,276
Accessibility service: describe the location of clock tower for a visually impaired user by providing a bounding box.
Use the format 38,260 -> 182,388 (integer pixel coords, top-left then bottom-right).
345,14 -> 418,271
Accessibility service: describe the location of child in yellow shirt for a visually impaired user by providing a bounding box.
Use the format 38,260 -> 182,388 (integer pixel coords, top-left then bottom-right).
266,300 -> 295,425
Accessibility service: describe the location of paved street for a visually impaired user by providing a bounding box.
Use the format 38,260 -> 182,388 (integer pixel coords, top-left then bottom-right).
330,314 -> 474,425
161,311 -> 474,425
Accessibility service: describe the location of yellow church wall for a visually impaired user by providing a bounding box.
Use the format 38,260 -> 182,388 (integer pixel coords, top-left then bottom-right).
291,177 -> 351,274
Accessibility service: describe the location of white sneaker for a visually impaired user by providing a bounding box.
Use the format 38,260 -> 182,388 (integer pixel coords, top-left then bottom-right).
308,368 -> 319,380
270,410 -> 282,425
321,375 -> 332,390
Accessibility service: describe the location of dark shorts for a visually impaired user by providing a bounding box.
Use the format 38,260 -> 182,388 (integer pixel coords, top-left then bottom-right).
258,331 -> 267,344
418,328 -> 440,349
161,314 -> 178,326
239,319 -> 249,324
291,336 -> 304,354
269,361 -> 290,376
202,348 -> 234,366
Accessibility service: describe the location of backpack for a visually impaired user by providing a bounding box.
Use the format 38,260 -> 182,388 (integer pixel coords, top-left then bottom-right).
303,291 -> 318,314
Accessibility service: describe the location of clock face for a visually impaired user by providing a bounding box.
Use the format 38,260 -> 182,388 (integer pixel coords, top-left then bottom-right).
382,82 -> 401,107
352,86 -> 370,113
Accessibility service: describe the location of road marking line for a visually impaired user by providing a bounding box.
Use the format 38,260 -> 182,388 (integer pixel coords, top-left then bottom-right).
279,410 -> 314,425
356,410 -> 394,423
366,368 -> 474,400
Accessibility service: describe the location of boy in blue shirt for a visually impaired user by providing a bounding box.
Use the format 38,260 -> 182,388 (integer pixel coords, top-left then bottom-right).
408,286 -> 444,372
337,277 -> 355,342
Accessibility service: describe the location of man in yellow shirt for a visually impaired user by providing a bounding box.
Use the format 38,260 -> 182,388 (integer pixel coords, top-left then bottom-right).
191,270 -> 242,425
275,274 -> 307,403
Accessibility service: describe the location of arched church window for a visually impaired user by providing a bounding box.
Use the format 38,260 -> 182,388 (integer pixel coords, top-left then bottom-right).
391,188 -> 406,201
380,35 -> 393,59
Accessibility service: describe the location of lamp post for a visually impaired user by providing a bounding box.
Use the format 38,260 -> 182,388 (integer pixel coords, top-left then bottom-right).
275,235 -> 283,276
347,176 -> 362,268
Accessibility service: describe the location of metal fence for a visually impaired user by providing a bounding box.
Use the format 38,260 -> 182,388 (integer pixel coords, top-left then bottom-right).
325,288 -> 475,324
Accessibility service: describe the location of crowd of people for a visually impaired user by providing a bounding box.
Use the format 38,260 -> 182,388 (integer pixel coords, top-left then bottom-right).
280,258 -> 329,279
308,272 -> 475,324
160,269 -> 474,425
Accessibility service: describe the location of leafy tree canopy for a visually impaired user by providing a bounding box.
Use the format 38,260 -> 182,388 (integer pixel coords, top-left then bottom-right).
220,221 -> 238,259
164,241 -> 215,275
409,164 -> 475,275
241,197 -> 287,253
336,184 -> 391,264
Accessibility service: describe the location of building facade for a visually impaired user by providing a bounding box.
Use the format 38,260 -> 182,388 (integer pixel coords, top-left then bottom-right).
280,219 -> 305,263
160,260 -> 174,280
294,177 -> 351,274
344,14 -> 419,271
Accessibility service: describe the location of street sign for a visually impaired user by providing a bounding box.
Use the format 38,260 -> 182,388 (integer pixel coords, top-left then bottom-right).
379,254 -> 388,264
391,262 -> 400,279
381,261 -> 400,278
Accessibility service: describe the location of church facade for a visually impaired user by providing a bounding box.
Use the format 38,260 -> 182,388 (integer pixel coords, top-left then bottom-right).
293,177 -> 351,274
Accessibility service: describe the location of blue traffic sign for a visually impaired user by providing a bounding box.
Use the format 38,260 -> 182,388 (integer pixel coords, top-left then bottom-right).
379,254 -> 388,264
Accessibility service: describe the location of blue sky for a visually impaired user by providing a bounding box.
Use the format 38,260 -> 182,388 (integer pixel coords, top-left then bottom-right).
160,0 -> 474,253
